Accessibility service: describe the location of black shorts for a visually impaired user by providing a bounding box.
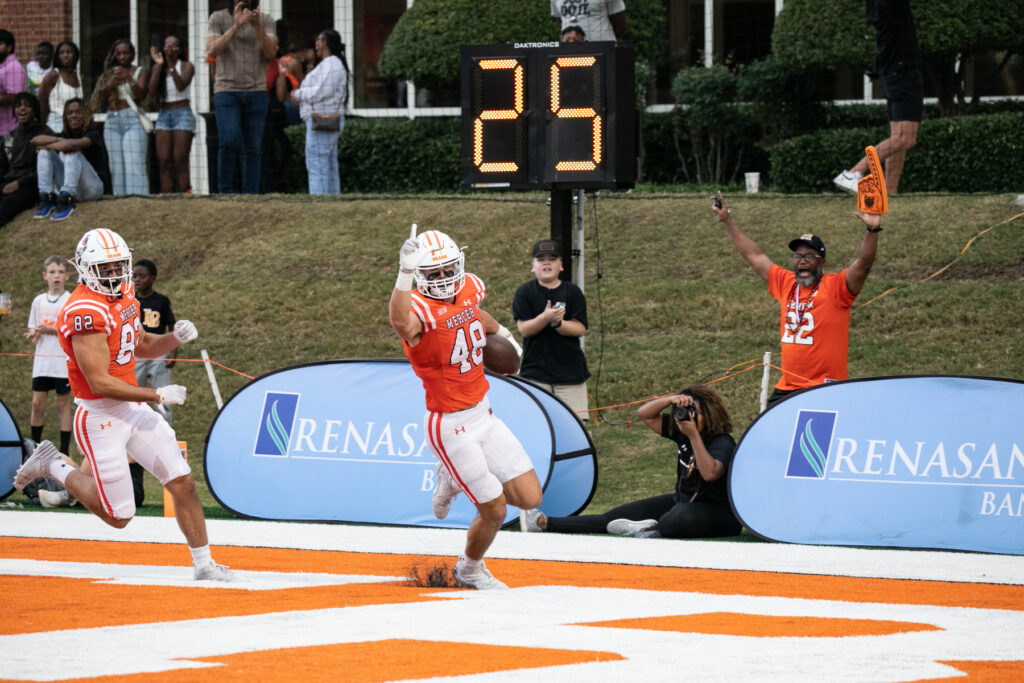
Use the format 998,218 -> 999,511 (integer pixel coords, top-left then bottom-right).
32,376 -> 71,394
882,69 -> 924,123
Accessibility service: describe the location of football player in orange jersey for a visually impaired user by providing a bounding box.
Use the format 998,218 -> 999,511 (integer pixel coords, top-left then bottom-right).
14,228 -> 234,581
712,192 -> 881,408
389,226 -> 541,589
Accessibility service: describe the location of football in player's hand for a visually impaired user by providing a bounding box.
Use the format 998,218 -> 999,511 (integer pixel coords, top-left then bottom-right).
483,333 -> 520,375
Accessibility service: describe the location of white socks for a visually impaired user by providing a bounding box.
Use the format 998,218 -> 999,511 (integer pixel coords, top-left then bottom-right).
189,544 -> 212,568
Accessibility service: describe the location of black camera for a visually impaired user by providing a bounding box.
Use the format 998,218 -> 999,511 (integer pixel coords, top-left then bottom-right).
672,404 -> 697,422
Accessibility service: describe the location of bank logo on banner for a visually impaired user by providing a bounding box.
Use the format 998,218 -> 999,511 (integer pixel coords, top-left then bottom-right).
786,410 -> 837,478
254,392 -> 300,457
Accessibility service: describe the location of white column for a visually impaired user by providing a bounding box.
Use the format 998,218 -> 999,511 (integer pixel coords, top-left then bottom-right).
191,0 -> 211,194
704,0 -> 714,67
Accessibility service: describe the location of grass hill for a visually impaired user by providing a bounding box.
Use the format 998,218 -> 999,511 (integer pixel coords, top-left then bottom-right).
1,191 -> 1022,514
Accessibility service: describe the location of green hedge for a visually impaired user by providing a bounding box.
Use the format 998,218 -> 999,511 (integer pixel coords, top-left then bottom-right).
819,99 -> 1024,132
284,116 -> 461,193
280,109 -> 1022,193
770,112 -> 1024,193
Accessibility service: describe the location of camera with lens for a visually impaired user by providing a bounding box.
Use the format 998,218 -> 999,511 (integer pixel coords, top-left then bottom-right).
672,404 -> 697,422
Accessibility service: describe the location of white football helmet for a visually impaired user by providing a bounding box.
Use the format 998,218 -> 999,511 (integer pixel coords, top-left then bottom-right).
72,228 -> 133,297
414,229 -> 465,299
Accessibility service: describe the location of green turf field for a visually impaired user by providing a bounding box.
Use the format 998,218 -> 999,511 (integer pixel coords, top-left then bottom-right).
2,191 -> 1022,515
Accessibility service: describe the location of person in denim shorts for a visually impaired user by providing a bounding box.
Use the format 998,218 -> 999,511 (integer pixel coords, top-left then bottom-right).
148,35 -> 195,193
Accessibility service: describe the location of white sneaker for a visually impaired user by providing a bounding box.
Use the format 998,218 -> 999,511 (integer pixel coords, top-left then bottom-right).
38,489 -> 77,508
14,441 -> 63,491
194,562 -> 237,581
432,463 -> 460,519
520,508 -> 543,532
833,170 -> 862,193
606,518 -> 658,537
453,555 -> 508,590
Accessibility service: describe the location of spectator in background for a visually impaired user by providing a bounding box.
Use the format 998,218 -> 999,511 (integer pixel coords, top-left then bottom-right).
0,30 -> 28,140
712,191 -> 880,407
0,92 -> 51,229
276,42 -> 311,127
25,256 -> 73,460
148,36 -> 195,193
26,42 -> 54,97
91,39 -> 149,195
261,21 -> 298,194
22,254 -> 74,507
32,98 -> 112,221
206,1 -> 278,194
512,239 -> 590,422
291,29 -> 347,195
560,25 -> 585,43
132,259 -> 178,425
834,0 -> 922,195
39,41 -> 83,131
551,0 -> 626,42
524,385 -> 741,538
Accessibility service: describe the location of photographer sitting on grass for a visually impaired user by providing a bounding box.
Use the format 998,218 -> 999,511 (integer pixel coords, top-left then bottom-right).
523,384 -> 741,538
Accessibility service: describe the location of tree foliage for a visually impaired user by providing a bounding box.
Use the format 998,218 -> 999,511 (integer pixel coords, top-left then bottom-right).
379,0 -> 556,88
772,0 -> 1024,115
379,0 -> 668,89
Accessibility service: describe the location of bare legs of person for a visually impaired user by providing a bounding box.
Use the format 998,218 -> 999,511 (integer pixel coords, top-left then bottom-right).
850,120 -> 919,194
63,467 -> 207,545
61,463 -> 232,580
155,129 -> 194,193
457,470 -> 542,589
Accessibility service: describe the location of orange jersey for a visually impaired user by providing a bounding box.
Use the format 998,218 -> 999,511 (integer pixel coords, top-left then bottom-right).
767,264 -> 856,391
404,274 -> 490,413
58,283 -> 142,400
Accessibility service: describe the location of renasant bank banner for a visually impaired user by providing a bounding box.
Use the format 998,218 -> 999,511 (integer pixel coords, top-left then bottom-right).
205,359 -> 596,528
730,375 -> 1024,555
0,397 -> 25,501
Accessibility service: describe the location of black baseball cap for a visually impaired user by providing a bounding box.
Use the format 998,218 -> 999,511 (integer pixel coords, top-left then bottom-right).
788,233 -> 826,259
532,239 -> 561,258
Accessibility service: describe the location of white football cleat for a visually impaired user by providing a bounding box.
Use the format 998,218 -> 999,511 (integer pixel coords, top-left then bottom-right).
14,440 -> 63,491
453,555 -> 508,590
432,463 -> 460,519
194,562 -> 237,581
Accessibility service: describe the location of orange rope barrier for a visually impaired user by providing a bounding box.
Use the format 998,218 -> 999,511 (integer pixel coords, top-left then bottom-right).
580,360 -> 814,417
858,210 -> 1024,307
0,352 -> 255,380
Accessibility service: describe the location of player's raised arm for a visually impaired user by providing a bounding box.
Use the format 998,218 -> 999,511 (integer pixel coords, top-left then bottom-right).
389,226 -> 426,344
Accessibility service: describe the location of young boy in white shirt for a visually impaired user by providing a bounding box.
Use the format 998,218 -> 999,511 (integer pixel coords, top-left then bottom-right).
24,255 -> 73,505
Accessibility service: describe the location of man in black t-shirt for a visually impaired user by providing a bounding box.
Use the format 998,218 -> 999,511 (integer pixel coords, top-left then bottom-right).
511,239 -> 590,421
31,97 -> 112,221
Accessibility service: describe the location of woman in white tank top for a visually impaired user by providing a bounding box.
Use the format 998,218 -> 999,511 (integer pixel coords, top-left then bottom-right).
147,35 -> 196,193
38,41 -> 83,132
